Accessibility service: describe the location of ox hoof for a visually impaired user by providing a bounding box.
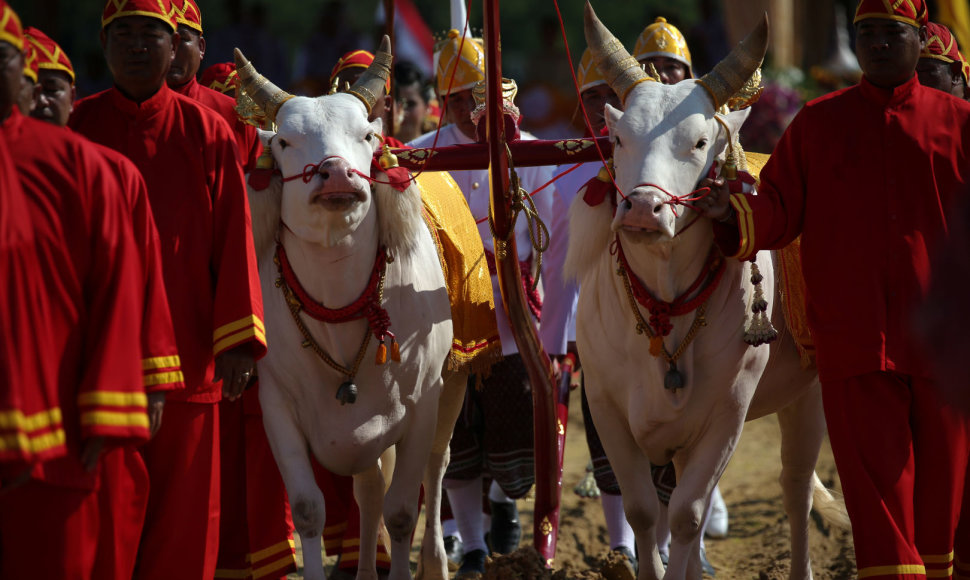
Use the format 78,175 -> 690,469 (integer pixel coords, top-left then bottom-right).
487,500 -> 521,555
456,549 -> 487,578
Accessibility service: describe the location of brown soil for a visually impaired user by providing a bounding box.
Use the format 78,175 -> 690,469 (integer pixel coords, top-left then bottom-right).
290,394 -> 858,579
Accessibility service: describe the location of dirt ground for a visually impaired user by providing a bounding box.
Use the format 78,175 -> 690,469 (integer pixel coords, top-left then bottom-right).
290,392 -> 858,579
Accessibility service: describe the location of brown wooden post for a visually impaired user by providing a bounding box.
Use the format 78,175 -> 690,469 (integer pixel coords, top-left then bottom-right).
482,0 -> 561,567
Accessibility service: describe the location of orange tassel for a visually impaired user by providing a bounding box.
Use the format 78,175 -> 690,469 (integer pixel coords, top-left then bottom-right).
391,339 -> 401,362
376,343 -> 387,365
649,336 -> 663,357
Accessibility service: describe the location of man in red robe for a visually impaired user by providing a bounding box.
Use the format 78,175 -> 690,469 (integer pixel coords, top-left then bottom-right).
25,25 -> 184,579
700,1 -> 970,577
69,1 -> 267,578
0,3 -> 150,577
166,0 -> 261,172
916,21 -> 969,100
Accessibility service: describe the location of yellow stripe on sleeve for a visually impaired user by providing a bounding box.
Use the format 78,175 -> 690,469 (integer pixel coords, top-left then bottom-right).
0,408 -> 62,431
248,539 -> 295,564
78,391 -> 148,408
214,315 -> 265,343
213,325 -> 267,356
143,370 -> 185,387
0,428 -> 66,454
141,355 -> 181,371
80,411 -> 150,429
251,554 -> 297,579
858,565 -> 926,578
730,193 -> 756,260
922,552 -> 955,564
927,567 -> 954,578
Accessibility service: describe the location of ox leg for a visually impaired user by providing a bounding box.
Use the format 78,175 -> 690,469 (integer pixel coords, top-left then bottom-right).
776,385 -> 825,580
667,427 -> 741,580
416,372 -> 467,580
353,463 -> 387,580
584,396 -> 664,580
259,382 -> 327,580
384,379 -> 443,580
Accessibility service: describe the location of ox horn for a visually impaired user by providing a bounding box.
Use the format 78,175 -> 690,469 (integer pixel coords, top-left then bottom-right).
234,48 -> 294,123
698,14 -> 769,109
583,1 -> 652,104
347,35 -> 393,115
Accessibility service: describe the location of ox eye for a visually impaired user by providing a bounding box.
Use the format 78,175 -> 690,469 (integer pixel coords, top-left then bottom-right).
694,138 -> 708,150
277,138 -> 289,150
614,136 -> 622,148
365,133 -> 374,143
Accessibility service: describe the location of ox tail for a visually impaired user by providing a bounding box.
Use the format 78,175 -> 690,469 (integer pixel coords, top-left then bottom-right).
810,471 -> 851,529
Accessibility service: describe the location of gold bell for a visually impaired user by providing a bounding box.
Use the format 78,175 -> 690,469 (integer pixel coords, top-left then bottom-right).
379,144 -> 399,170
721,159 -> 737,181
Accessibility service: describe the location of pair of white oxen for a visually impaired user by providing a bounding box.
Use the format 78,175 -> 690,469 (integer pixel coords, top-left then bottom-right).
238,5 -> 847,580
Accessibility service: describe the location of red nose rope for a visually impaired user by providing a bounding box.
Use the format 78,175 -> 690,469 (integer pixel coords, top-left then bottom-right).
279,154 -> 413,192
275,242 -> 399,365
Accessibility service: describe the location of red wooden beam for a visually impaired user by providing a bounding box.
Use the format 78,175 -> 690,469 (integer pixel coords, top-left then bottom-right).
391,137 -> 612,172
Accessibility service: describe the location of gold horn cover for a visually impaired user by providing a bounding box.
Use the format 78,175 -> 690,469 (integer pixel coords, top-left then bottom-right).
583,1 -> 653,104
234,48 -> 294,122
698,14 -> 769,109
347,35 -> 393,115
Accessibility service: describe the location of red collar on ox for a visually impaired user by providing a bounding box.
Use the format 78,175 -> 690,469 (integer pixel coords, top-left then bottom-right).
275,241 -> 399,363
614,235 -> 726,339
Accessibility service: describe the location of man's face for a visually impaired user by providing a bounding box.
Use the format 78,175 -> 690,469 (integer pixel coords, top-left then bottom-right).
102,16 -> 177,101
0,42 -> 23,119
32,69 -> 75,127
641,55 -> 689,85
441,88 -> 477,140
17,76 -> 35,115
855,19 -> 925,88
580,83 -> 620,135
395,82 -> 428,138
916,57 -> 966,98
168,25 -> 204,87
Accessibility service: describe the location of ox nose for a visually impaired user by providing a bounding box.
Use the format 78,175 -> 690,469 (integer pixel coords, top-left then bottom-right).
314,157 -> 360,191
617,189 -> 667,232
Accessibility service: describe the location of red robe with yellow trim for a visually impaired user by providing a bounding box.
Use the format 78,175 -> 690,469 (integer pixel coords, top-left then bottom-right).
70,84 -> 266,402
0,126 -> 57,477
172,77 -> 262,173
714,75 -> 970,383
1,109 -> 148,490
94,145 -> 183,393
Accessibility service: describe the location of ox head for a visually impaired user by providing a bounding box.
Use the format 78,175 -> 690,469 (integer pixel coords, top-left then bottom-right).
584,3 -> 767,243
236,37 -> 423,253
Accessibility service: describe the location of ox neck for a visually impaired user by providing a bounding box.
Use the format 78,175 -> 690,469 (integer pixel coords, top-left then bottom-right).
279,223 -> 382,310
615,222 -> 715,304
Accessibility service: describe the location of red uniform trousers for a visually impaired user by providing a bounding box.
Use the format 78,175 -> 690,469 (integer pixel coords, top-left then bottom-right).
823,372 -> 970,579
136,400 -> 220,580
312,461 -> 392,573
215,387 -> 297,580
0,479 -> 99,579
92,447 -> 150,580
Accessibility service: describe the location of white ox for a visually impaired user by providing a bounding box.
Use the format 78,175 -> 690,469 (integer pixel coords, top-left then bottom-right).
566,6 -> 846,580
236,40 -> 465,580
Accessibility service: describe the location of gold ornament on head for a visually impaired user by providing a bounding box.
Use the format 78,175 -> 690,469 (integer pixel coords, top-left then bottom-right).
234,48 -> 294,123
697,14 -> 769,109
583,2 -> 656,105
347,35 -> 393,115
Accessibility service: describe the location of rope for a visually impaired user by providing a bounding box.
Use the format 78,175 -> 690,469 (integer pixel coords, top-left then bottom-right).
473,161 -> 584,224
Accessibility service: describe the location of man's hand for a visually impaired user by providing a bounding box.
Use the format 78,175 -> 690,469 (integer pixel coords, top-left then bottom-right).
148,392 -> 165,438
80,436 -> 105,472
696,176 -> 734,222
215,346 -> 256,401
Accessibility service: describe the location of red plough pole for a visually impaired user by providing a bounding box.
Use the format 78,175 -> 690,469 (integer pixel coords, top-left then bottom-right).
481,0 -> 564,567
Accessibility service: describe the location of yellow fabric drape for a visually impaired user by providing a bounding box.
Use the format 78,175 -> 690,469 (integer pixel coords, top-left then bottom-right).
938,0 -> 970,62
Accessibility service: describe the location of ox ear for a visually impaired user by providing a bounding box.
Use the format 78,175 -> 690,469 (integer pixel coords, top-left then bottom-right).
719,107 -> 752,143
604,104 -> 622,139
257,128 -> 276,150
369,119 -> 384,153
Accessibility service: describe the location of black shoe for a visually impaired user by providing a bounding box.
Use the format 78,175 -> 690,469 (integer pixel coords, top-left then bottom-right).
457,548 -> 487,577
488,500 -> 521,554
700,546 -> 716,577
444,535 -> 463,571
613,546 -> 638,574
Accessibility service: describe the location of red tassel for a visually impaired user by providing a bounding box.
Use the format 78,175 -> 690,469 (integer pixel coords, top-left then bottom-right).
391,339 -> 401,362
582,177 -> 616,207
248,167 -> 276,191
376,343 -> 387,365
649,336 -> 664,357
